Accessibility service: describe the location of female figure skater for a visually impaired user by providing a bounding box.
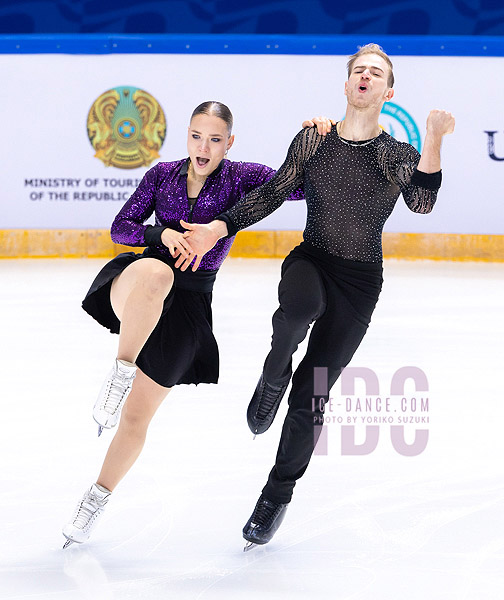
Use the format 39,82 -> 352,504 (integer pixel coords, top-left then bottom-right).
62,101 -> 328,548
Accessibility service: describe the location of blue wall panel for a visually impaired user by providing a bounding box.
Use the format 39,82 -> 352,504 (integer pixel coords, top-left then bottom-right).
1,0 -> 504,36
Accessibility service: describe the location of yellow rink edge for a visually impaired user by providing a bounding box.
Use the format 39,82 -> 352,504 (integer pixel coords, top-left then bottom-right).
0,229 -> 503,261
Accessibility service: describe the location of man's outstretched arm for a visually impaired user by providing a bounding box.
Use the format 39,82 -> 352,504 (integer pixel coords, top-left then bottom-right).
417,109 -> 455,173
396,109 -> 455,214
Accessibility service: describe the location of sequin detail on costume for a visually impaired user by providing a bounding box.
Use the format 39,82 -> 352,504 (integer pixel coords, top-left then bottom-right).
110,160 -> 303,271
220,127 -> 440,262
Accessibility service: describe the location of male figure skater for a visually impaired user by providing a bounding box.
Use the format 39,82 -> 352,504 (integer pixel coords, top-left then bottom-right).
177,44 -> 455,549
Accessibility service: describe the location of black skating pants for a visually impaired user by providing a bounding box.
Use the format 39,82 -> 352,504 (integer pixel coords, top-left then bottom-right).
261,242 -> 383,504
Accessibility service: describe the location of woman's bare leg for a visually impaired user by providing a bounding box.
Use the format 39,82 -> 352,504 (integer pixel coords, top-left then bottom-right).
96,369 -> 171,491
110,258 -> 174,364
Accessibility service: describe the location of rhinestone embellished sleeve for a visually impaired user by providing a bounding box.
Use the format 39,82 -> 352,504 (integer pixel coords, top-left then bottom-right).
109,159 -> 298,271
110,165 -> 158,247
220,127 -> 324,235
219,127 -> 441,262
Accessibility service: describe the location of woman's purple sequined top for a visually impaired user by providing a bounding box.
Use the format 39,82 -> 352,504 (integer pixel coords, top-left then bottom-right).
111,158 -> 302,271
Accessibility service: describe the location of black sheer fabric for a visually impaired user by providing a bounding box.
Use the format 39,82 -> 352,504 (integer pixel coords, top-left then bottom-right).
218,126 -> 441,262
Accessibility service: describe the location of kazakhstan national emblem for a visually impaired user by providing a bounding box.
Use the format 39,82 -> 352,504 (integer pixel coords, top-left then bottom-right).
87,86 -> 166,169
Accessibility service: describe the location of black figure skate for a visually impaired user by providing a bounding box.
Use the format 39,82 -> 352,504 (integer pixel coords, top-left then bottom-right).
247,375 -> 288,436
242,494 -> 289,551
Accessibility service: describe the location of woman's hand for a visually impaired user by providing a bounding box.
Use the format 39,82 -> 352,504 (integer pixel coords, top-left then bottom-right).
160,227 -> 193,259
302,116 -> 336,136
173,220 -> 228,272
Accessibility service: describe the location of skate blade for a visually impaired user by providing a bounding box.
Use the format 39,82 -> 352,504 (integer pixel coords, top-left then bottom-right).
243,541 -> 258,552
97,425 -> 103,437
62,538 -> 75,549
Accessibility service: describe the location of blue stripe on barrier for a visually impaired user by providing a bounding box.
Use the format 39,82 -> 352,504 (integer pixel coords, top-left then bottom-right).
1,34 -> 504,56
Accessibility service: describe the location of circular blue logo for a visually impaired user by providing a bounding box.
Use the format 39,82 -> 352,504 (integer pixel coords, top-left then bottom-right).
379,102 -> 422,152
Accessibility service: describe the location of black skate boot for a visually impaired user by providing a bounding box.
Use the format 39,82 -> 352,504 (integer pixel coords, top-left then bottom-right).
242,494 -> 289,551
247,375 -> 288,435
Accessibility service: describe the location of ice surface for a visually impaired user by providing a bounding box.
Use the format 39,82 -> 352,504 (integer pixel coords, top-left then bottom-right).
0,257 -> 503,599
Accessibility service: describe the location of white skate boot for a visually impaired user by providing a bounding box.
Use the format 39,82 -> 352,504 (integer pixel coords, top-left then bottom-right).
93,359 -> 137,436
62,483 -> 111,549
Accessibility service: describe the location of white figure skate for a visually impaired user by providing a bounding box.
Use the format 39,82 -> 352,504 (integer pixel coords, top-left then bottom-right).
93,359 -> 137,436
62,483 -> 111,549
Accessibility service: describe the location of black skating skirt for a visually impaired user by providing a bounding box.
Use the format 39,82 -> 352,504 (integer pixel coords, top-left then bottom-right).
82,248 -> 219,388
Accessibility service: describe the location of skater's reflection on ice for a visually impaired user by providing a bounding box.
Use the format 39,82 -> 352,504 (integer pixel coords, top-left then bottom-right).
63,547 -> 114,599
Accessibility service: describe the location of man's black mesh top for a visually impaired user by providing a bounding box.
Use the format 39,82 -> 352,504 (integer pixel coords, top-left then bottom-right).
216,125 -> 441,263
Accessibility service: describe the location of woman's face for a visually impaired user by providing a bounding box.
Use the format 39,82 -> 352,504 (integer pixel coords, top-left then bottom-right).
187,113 -> 234,177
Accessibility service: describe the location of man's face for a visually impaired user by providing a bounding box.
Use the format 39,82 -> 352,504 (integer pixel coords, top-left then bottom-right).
344,53 -> 394,109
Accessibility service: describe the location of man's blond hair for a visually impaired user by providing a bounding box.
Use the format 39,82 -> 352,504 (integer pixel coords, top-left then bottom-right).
347,43 -> 394,88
